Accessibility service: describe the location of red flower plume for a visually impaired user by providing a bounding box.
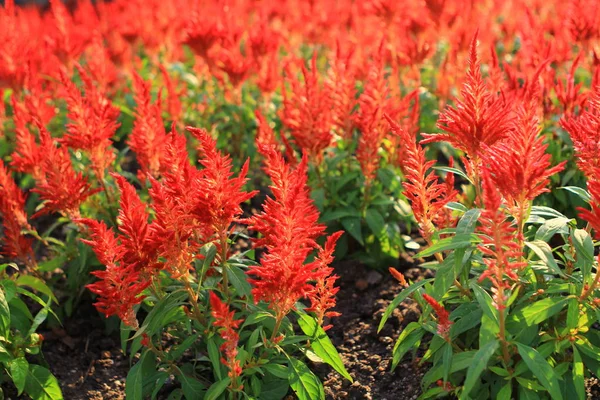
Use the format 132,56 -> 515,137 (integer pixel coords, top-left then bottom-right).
210,292 -> 243,382
423,33 -> 511,161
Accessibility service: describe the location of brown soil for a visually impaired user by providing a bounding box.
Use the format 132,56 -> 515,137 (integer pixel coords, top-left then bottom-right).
315,260 -> 430,400
42,307 -> 128,400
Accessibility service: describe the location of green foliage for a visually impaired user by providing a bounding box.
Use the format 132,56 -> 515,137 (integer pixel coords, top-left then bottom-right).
0,265 -> 63,400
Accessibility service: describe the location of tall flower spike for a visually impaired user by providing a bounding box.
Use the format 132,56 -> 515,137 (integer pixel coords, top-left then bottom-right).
81,218 -> 150,329
561,86 -> 600,237
147,127 -> 205,278
245,147 -> 330,326
187,127 -> 257,250
354,44 -> 389,184
485,82 -> 565,223
60,67 -> 120,178
422,294 -> 452,339
386,115 -> 457,242
477,170 -> 526,309
129,73 -> 167,181
281,54 -> 334,164
255,110 -> 297,164
33,126 -> 98,219
210,292 -> 243,386
306,231 -> 344,330
422,33 -> 511,161
0,160 -> 33,265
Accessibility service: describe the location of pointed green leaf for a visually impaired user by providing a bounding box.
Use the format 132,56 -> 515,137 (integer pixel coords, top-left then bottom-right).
460,339 -> 498,400
10,357 -> 28,395
23,365 -> 63,400
297,314 -> 352,382
515,343 -> 563,400
287,357 -> 324,400
205,377 -> 231,400
378,279 -> 432,332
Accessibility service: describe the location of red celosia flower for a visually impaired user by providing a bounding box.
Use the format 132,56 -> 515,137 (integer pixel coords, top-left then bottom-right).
214,45 -> 253,90
80,218 -> 150,328
10,95 -> 44,178
83,34 -> 118,93
553,54 -> 586,116
561,86 -> 600,237
354,46 -> 389,183
255,110 -> 297,164
422,294 -> 452,339
326,44 -> 357,142
389,267 -> 408,287
60,67 -> 120,178
113,174 -> 158,269
387,115 -> 457,241
245,147 -> 338,327
306,231 -> 344,330
187,127 -> 257,254
147,127 -> 204,278
0,160 -> 33,265
129,73 -> 167,181
281,54 -> 334,164
33,127 -> 98,219
159,64 -> 183,121
485,83 -> 565,224
423,33 -> 511,162
210,291 -> 243,384
477,170 -> 526,309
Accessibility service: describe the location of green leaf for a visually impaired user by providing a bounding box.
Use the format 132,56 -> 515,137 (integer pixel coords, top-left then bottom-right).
530,206 -> 568,220
287,357 -> 325,400
433,166 -> 472,183
456,209 -> 482,235
320,207 -> 361,223
10,357 -> 29,395
535,218 -> 570,242
341,217 -> 363,245
559,186 -> 591,202
297,314 -> 352,382
28,307 -> 48,337
170,333 -> 201,361
460,339 -> 499,400
205,377 -> 231,400
497,382 -> 512,400
365,208 -> 385,237
470,283 -> 498,326
378,279 -> 432,332
259,378 -> 289,400
392,322 -> 424,370
15,276 -> 57,303
514,297 -> 568,326
572,229 -> 594,283
442,343 -> 452,383
515,343 -> 563,400
196,242 -> 217,281
179,374 -> 205,400
0,287 -> 9,337
207,337 -> 223,380
126,350 -> 148,400
226,264 -> 252,298
525,241 -> 564,277
23,365 -> 63,400
417,234 -> 480,258
572,347 -> 585,400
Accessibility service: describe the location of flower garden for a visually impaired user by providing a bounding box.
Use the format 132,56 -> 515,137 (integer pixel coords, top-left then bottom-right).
1,0 -> 600,399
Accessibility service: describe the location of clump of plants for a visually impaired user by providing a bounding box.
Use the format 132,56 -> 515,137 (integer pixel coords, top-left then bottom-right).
382,36 -> 600,400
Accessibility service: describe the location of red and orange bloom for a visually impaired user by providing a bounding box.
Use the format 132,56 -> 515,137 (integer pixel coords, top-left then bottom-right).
210,292 -> 243,386
422,294 -> 452,339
